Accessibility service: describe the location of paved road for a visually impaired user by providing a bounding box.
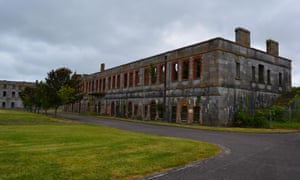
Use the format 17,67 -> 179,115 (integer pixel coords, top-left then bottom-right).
57,113 -> 300,180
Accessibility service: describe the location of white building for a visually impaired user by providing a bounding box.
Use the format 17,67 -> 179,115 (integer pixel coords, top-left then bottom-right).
0,80 -> 35,109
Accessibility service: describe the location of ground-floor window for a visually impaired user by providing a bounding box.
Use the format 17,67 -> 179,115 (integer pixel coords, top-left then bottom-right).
193,106 -> 200,123
111,102 -> 115,116
128,102 -> 132,118
144,105 -> 148,119
181,106 -> 188,122
134,104 -> 138,117
171,106 -> 177,122
150,101 -> 156,120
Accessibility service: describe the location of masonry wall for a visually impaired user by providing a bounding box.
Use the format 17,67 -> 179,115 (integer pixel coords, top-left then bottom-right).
0,81 -> 34,109
65,35 -> 291,126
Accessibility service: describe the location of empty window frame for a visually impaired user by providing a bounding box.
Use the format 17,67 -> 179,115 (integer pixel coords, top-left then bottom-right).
117,75 -> 121,89
144,68 -> 149,85
267,70 -> 271,84
129,72 -> 134,87
194,58 -> 202,79
150,64 -> 157,85
108,77 -> 111,90
182,60 -> 189,80
258,64 -> 264,83
99,79 -> 102,92
124,73 -> 128,88
172,62 -> 179,81
135,70 -> 139,86
102,78 -> 106,91
159,64 -> 166,83
3,91 -> 6,97
95,80 -> 98,92
113,76 -> 117,89
92,80 -> 95,91
279,72 -> 282,86
236,62 -> 241,79
252,66 -> 256,81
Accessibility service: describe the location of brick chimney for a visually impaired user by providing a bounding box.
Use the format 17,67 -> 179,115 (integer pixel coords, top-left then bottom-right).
266,39 -> 279,56
100,63 -> 105,72
235,27 -> 251,47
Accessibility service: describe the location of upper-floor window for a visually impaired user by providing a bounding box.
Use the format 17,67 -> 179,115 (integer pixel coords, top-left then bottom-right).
258,64 -> 264,83
108,77 -> 111,90
279,72 -> 282,86
172,62 -> 179,81
135,70 -> 139,86
124,73 -> 128,88
3,91 -> 6,97
267,70 -> 271,84
112,76 -> 116,89
149,64 -> 157,85
95,80 -> 99,92
12,91 -> 16,97
236,62 -> 241,79
252,66 -> 256,81
182,60 -> 189,80
129,72 -> 134,87
117,75 -> 121,89
102,78 -> 106,91
99,79 -> 102,92
194,58 -> 202,79
159,64 -> 165,83
144,68 -> 149,85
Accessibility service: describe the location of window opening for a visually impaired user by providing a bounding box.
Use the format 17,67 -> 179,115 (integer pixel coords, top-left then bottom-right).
182,61 -> 189,80
258,64 -> 264,83
236,62 -> 241,79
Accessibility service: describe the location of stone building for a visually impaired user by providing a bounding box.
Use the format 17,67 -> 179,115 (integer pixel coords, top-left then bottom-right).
65,27 -> 291,126
0,80 -> 35,109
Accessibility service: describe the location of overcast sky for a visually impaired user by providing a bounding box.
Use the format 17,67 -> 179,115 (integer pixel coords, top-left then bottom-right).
0,0 -> 299,86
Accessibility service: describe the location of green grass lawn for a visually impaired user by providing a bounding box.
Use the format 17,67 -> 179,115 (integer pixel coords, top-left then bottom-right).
0,110 -> 219,179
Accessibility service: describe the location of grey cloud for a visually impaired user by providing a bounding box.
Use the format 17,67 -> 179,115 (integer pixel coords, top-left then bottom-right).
0,0 -> 299,86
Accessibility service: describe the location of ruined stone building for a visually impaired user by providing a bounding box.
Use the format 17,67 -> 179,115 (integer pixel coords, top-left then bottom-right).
0,80 -> 35,109
65,27 -> 291,126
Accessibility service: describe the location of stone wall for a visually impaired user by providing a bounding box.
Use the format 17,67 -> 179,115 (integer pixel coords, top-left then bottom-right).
65,28 -> 292,126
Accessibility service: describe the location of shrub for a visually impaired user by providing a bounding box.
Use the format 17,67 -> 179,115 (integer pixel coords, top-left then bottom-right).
234,109 -> 249,127
252,109 -> 268,128
235,108 -> 268,128
269,105 -> 286,122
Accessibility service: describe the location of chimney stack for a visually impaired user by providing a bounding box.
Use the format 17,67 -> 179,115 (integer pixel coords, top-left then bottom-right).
235,27 -> 251,47
100,63 -> 105,72
266,39 -> 279,56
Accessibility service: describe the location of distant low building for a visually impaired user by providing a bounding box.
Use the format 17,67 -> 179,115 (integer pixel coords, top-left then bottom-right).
65,27 -> 292,126
0,80 -> 35,109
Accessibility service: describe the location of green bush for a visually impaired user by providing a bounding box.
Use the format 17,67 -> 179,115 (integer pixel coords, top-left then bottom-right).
252,109 -> 268,128
269,105 -> 286,122
235,108 -> 268,128
234,109 -> 249,127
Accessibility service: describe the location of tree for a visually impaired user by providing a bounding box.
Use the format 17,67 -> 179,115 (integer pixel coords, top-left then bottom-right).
19,86 -> 36,112
20,67 -> 81,115
45,67 -> 81,115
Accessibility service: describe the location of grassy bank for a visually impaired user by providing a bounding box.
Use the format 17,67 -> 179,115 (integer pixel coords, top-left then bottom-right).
0,110 -> 219,179
95,115 -> 299,133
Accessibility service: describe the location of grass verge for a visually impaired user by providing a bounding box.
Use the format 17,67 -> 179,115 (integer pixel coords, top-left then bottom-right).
96,115 -> 299,133
0,110 -> 219,179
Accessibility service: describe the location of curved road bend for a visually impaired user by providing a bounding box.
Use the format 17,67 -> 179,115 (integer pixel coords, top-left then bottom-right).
57,113 -> 300,180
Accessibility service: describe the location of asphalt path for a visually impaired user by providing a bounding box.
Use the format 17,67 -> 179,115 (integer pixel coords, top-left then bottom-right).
56,113 -> 300,180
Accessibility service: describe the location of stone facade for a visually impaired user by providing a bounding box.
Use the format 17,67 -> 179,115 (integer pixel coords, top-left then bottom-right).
0,80 -> 35,109
65,27 -> 291,126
